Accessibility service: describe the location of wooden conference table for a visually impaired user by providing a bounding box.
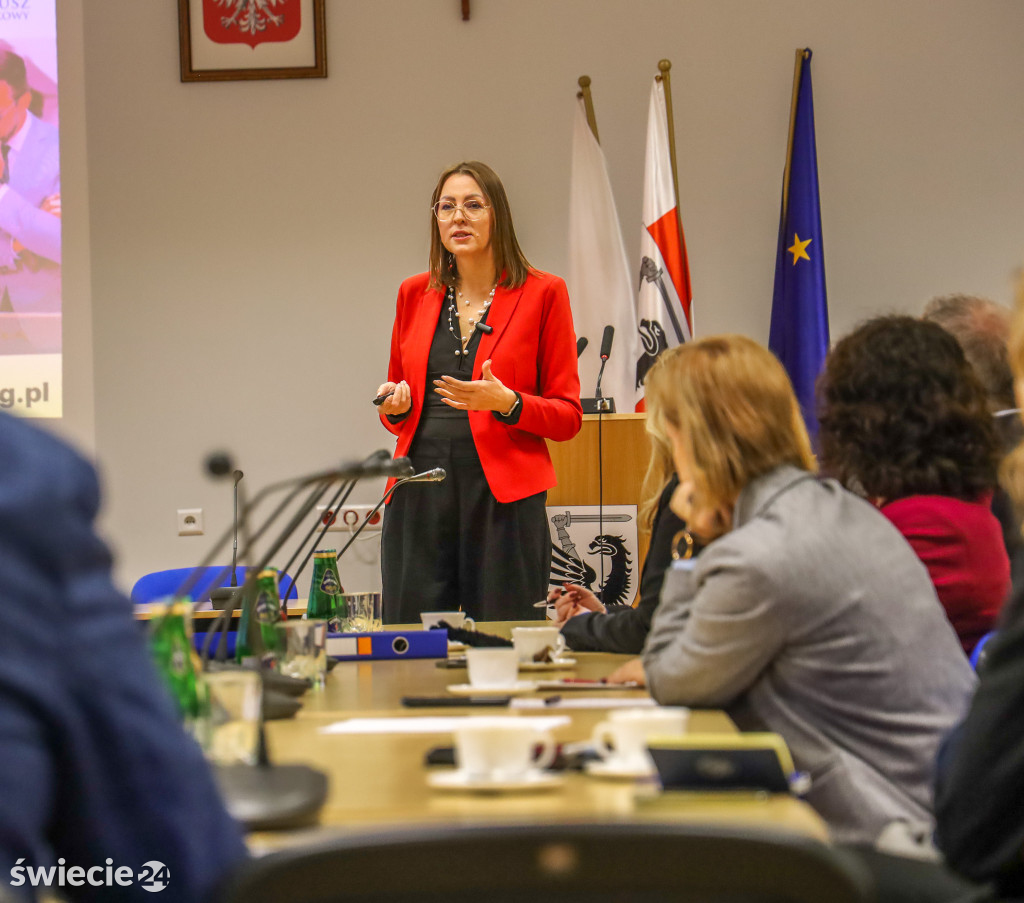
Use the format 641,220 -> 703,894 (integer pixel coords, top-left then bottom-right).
251,621 -> 828,848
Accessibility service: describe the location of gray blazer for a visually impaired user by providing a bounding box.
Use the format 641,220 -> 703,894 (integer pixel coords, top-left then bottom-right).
643,465 -> 977,844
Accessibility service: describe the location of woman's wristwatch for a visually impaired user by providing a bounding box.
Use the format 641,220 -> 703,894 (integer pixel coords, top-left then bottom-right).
498,392 -> 521,418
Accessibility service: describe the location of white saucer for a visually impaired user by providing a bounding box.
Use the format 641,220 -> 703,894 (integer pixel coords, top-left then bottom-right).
447,681 -> 537,697
427,768 -> 564,793
519,658 -> 578,672
584,759 -> 657,780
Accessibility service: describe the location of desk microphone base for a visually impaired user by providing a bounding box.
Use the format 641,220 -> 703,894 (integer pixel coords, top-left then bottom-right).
581,397 -> 616,414
214,763 -> 328,832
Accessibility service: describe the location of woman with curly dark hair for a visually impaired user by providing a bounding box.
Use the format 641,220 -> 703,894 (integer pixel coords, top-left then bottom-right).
818,315 -> 1009,654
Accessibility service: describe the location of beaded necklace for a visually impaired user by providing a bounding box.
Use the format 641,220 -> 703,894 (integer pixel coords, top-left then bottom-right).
445,284 -> 496,357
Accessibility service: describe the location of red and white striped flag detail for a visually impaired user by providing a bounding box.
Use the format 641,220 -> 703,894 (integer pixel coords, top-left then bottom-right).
636,77 -> 693,407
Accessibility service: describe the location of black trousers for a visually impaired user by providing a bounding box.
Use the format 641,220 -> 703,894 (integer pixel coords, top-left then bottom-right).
381,433 -> 550,624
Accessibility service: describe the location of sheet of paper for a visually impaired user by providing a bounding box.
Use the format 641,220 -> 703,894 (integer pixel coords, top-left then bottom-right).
319,715 -> 571,735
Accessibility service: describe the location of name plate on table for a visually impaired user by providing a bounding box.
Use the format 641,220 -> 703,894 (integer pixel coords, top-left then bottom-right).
326,629 -> 449,661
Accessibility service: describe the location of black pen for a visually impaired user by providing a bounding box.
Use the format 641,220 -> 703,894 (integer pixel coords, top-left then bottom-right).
543,695 -> 562,706
373,389 -> 396,406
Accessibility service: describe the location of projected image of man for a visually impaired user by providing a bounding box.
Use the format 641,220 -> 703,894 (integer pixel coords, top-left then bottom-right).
0,48 -> 60,314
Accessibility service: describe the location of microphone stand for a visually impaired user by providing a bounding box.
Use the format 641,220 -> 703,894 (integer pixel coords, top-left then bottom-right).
210,470 -> 245,611
277,478 -> 358,604
281,468 -> 445,603
185,454 -> 411,661
593,359 -> 614,414
269,451 -> 397,604
175,453 -> 408,603
230,471 -> 241,586
334,472 -> 430,560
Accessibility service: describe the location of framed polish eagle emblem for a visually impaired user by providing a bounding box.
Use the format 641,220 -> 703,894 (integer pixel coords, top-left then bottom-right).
178,0 -> 327,82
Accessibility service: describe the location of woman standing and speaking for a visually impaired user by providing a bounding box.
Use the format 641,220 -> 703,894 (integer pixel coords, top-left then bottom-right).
376,161 -> 582,623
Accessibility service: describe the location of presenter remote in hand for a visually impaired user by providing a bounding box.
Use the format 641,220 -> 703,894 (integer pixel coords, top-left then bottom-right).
377,161 -> 582,623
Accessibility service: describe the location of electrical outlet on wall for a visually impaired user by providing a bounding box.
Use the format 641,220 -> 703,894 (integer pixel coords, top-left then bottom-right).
315,504 -> 383,533
177,508 -> 204,536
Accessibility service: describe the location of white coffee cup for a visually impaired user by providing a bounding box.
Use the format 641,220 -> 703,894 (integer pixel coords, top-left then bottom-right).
591,707 -> 690,770
511,626 -> 567,664
453,717 -> 556,780
421,611 -> 475,631
465,647 -> 519,689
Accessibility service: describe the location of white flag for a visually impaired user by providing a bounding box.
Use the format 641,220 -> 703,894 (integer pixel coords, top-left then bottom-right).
637,78 -> 693,404
568,96 -> 641,412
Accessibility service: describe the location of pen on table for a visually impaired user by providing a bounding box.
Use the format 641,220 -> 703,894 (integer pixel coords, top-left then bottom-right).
543,695 -> 562,706
373,389 -> 396,406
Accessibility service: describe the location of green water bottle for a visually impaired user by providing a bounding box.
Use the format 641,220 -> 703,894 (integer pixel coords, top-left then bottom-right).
254,568 -> 286,656
307,550 -> 343,625
150,599 -> 208,740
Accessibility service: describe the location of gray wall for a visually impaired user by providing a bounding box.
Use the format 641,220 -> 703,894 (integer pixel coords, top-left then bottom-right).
65,0 -> 1024,597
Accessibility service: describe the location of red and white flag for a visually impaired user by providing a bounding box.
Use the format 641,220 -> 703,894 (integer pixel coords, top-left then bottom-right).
568,96 -> 641,411
636,77 -> 693,407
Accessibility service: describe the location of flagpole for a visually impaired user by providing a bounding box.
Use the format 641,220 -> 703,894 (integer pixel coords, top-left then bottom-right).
656,60 -> 681,224
781,49 -> 809,224
577,75 -> 599,142
656,58 -> 691,335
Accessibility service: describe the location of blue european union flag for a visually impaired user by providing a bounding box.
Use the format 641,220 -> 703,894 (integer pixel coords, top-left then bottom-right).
770,48 -> 829,439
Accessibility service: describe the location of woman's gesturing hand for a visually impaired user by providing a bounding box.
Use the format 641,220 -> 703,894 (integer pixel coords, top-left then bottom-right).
433,359 -> 517,413
377,380 -> 412,417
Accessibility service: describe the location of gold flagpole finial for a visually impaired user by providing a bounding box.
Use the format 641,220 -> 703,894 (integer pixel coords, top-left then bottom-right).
577,75 -> 600,142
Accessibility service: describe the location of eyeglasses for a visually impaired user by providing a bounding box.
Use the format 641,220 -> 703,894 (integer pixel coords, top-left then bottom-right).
432,200 -> 491,222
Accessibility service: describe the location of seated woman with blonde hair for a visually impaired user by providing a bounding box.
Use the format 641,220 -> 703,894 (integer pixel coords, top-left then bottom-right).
609,335 -> 975,845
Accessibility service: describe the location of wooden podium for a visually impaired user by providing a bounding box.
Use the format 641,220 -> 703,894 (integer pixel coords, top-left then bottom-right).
546,413 -> 653,568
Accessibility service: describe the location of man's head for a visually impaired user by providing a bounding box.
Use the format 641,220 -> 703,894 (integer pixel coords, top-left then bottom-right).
0,50 -> 31,143
923,294 -> 1015,413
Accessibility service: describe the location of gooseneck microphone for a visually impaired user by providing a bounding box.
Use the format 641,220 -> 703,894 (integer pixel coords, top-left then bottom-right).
576,336 -> 588,358
334,468 -> 447,563
208,467 -> 246,609
400,467 -> 446,485
595,326 -> 615,403
274,450 -> 421,606
178,450 -> 413,604
230,470 -> 244,585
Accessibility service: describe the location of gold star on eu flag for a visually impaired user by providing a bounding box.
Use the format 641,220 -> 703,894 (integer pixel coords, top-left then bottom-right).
788,234 -> 812,264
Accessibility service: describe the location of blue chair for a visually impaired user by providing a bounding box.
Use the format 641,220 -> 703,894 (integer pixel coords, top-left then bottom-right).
130,567 -> 299,606
969,630 -> 997,670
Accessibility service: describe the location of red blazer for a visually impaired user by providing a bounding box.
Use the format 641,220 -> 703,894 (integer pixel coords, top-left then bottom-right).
380,270 -> 582,503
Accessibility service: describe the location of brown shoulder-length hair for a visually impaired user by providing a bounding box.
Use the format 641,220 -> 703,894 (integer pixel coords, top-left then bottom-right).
428,161 -> 532,291
818,315 -> 999,502
645,335 -> 816,518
